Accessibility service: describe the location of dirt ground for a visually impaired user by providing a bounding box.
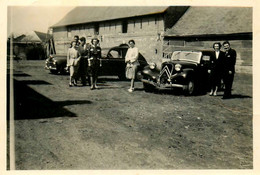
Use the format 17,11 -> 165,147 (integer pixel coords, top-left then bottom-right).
7,60 -> 252,169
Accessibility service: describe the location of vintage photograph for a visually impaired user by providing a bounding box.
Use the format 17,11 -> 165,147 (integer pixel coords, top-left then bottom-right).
6,5 -> 253,171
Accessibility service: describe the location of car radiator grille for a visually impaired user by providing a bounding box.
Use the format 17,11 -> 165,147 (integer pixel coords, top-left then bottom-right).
159,63 -> 175,84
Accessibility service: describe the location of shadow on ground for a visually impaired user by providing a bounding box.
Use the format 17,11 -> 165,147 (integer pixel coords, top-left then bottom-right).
12,79 -> 92,120
13,73 -> 31,77
18,80 -> 52,85
141,88 -> 209,96
229,94 -> 252,99
98,77 -> 128,82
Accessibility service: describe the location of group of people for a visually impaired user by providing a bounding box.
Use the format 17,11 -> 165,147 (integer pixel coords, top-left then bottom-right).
67,35 -> 102,90
208,41 -> 237,99
67,36 -> 139,92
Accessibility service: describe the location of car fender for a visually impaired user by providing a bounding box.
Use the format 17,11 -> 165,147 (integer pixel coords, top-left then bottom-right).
53,55 -> 67,64
142,66 -> 159,79
182,68 -> 195,79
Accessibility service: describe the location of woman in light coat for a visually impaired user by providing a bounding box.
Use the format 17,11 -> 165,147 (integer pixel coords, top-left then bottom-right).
125,40 -> 139,92
67,41 -> 80,87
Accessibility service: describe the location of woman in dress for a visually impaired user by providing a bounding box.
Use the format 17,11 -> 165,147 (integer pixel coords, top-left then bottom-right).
125,40 -> 139,92
208,42 -> 225,96
88,38 -> 102,90
67,41 -> 80,87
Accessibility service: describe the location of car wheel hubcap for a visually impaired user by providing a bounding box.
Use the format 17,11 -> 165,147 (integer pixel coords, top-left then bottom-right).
188,81 -> 194,93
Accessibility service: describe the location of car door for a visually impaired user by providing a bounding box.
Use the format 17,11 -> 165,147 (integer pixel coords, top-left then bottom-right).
199,54 -> 211,87
100,48 -> 126,76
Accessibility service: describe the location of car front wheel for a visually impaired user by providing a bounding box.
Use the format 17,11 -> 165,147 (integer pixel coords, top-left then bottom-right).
184,79 -> 195,95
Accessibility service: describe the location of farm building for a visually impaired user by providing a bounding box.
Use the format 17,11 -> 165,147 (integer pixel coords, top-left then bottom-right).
7,30 -> 51,60
50,6 -> 252,73
164,7 -> 252,74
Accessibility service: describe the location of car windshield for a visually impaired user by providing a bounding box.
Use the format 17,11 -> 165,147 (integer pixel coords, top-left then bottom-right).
171,51 -> 202,63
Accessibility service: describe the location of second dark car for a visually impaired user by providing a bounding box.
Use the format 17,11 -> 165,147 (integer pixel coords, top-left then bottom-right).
140,50 -> 212,95
45,44 -> 148,80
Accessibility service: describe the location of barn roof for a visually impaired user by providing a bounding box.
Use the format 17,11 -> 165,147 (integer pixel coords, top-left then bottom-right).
11,31 -> 50,43
34,31 -> 52,42
52,6 -> 168,27
165,7 -> 252,36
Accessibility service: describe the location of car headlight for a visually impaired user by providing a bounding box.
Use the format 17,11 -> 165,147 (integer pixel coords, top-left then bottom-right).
175,64 -> 182,71
149,63 -> 156,70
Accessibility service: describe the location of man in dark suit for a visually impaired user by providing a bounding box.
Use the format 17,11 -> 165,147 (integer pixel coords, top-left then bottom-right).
78,37 -> 89,86
208,42 -> 225,96
222,41 -> 237,99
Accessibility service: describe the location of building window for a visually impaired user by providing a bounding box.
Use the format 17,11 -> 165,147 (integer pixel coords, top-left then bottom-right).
67,27 -> 71,38
94,24 -> 99,35
140,19 -> 142,29
134,20 -> 135,28
155,18 -> 157,24
122,21 -> 127,33
75,26 -> 79,32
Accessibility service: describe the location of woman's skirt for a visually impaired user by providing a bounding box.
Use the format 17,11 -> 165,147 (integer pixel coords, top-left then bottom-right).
209,69 -> 221,88
126,63 -> 138,79
70,65 -> 79,78
88,59 -> 100,77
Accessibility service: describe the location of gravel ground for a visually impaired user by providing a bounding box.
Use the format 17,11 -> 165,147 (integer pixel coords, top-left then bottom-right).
7,60 -> 252,169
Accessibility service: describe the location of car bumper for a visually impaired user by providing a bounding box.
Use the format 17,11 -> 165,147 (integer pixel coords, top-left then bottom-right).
141,78 -> 185,89
45,65 -> 57,70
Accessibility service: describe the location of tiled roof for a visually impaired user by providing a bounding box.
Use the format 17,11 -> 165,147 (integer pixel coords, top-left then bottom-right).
34,31 -> 52,42
165,7 -> 252,36
52,6 -> 168,27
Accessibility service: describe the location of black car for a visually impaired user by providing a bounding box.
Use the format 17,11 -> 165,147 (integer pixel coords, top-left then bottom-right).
45,44 -> 148,80
140,50 -> 212,95
45,55 -> 68,74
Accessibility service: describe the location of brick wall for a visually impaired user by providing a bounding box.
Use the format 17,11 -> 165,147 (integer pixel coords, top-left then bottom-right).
51,15 -> 165,64
100,33 -> 163,65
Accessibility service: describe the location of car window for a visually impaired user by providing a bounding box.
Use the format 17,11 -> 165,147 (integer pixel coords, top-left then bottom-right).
108,50 -> 121,58
201,55 -> 211,67
202,55 -> 210,61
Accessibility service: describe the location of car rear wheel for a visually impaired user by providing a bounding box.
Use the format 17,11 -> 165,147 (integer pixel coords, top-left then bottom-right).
57,65 -> 66,74
143,82 -> 155,92
50,65 -> 65,74
118,74 -> 126,80
184,79 -> 195,95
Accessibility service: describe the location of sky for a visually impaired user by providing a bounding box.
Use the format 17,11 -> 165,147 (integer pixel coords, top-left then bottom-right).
7,6 -> 75,36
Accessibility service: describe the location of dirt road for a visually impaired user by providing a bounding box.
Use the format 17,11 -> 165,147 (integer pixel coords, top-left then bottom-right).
8,60 -> 252,169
